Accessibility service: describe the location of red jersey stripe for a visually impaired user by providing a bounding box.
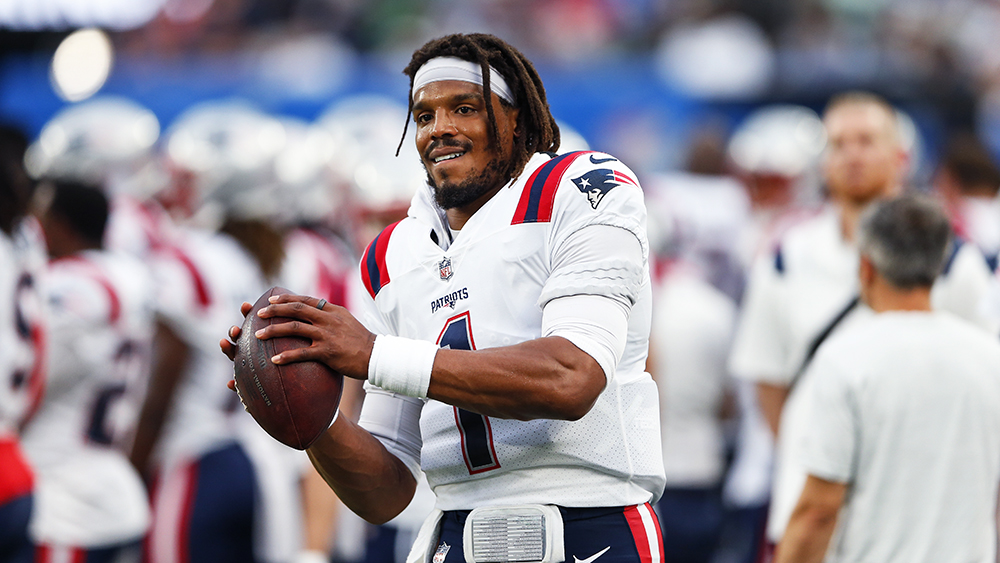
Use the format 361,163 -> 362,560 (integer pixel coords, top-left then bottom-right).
164,246 -> 211,311
0,439 -> 32,505
361,221 -> 401,299
178,461 -> 199,563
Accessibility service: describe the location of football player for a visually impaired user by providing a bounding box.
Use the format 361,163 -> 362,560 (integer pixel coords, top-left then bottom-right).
23,96 -> 174,260
0,124 -> 45,563
273,114 -> 363,563
224,33 -> 666,563
130,100 -> 289,563
316,96 -> 438,563
21,179 -> 153,562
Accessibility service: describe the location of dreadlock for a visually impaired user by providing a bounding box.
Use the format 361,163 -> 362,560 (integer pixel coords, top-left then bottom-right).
397,33 -> 561,181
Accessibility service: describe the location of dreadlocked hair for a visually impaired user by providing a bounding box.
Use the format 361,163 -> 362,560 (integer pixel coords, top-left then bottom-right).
398,33 -> 561,180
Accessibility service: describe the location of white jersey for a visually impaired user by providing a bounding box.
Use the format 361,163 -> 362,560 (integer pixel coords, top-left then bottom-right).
802,312 -> 1000,563
105,194 -> 176,260
356,151 -> 664,510
952,194 -> 1000,269
0,219 -> 47,505
728,204 -> 999,541
279,226 -> 355,305
151,227 -> 268,466
22,250 -> 155,547
0,219 -> 47,438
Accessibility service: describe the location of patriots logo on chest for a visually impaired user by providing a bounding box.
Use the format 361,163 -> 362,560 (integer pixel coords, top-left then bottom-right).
572,168 -> 638,209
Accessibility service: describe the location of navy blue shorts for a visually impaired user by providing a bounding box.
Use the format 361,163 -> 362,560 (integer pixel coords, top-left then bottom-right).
655,487 -> 724,563
146,442 -> 258,563
435,503 -> 663,563
0,494 -> 33,563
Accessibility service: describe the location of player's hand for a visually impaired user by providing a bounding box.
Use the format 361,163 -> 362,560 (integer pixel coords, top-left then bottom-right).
254,293 -> 376,380
219,301 -> 254,362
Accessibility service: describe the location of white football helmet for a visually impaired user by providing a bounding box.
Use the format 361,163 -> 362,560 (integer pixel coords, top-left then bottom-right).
727,104 -> 826,179
25,95 -> 165,198
315,95 -> 426,249
556,119 -> 590,154
164,99 -> 286,226
271,115 -> 340,227
727,104 -> 826,206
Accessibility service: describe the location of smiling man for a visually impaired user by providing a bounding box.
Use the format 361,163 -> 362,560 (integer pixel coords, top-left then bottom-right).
222,33 -> 665,563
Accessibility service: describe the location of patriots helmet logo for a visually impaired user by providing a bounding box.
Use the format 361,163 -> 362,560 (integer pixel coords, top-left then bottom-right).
572,168 -> 637,209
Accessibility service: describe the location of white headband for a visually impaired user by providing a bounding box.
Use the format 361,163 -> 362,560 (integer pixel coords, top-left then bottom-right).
412,56 -> 516,106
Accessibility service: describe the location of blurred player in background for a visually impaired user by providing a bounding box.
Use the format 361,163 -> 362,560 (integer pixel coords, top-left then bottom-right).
23,97 -> 173,259
775,194 -> 1000,563
22,179 -> 153,562
645,115 -> 782,563
718,104 -> 830,563
224,32 -> 665,563
725,104 -> 826,271
129,100 -> 293,563
645,187 -> 739,563
728,90 -> 999,552
0,123 -> 46,563
933,132 -> 1000,272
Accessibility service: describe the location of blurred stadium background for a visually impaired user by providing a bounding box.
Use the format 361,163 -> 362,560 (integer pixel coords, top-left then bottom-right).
7,3 -> 1000,563
3,0 -> 999,179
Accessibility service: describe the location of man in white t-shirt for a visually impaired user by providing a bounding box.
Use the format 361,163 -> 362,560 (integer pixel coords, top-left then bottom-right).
775,194 -> 1000,563
728,91 -> 998,546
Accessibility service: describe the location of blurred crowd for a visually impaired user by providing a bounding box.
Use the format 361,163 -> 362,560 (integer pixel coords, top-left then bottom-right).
98,0 -> 1000,152
8,0 -> 1000,167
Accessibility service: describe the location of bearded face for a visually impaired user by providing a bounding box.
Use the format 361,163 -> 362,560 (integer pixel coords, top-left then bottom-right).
412,80 -> 519,211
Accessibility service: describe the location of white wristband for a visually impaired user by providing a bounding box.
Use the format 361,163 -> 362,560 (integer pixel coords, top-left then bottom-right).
367,335 -> 438,399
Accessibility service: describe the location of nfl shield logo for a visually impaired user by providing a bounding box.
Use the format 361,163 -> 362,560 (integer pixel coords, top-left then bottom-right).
432,542 -> 450,563
438,257 -> 453,281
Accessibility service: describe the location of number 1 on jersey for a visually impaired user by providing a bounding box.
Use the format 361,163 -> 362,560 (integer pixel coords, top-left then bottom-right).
436,312 -> 501,474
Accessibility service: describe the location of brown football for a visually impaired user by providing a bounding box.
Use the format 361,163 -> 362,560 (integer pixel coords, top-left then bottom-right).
234,286 -> 343,450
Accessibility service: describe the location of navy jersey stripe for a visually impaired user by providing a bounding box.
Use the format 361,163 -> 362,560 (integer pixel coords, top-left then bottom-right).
522,155 -> 565,222
360,221 -> 401,299
363,234 -> 381,297
941,238 -> 962,276
513,151 -> 588,224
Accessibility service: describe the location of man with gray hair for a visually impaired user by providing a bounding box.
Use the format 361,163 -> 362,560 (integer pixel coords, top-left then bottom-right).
775,194 -> 1000,563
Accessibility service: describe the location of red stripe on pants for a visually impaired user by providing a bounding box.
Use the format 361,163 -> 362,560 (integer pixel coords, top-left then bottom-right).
624,504 -> 652,563
178,462 -> 200,563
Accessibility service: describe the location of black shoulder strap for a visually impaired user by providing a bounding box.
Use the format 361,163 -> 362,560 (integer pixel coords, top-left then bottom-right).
788,295 -> 860,392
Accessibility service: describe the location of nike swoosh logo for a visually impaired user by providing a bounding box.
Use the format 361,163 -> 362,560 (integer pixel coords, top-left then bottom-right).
574,546 -> 611,563
589,155 -> 617,164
